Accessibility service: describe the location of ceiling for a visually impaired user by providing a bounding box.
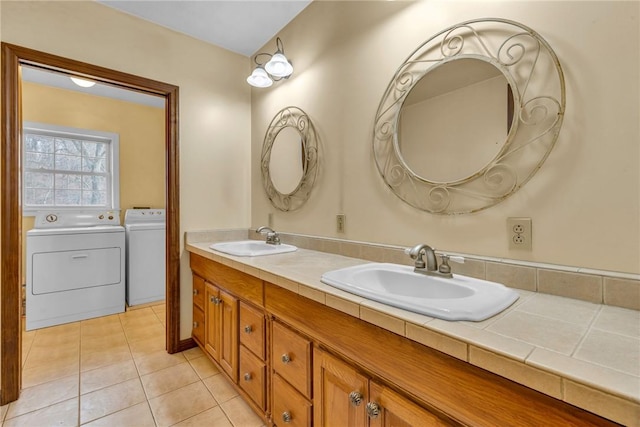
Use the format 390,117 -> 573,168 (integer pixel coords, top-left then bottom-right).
97,0 -> 312,57
21,1 -> 311,107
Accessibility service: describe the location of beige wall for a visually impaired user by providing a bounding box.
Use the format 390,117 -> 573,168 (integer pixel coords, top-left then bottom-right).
20,81 -> 166,282
1,1 -> 253,339
251,1 -> 640,275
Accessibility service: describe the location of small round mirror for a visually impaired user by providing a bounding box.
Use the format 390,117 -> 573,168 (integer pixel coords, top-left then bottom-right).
268,127 -> 305,195
261,106 -> 319,211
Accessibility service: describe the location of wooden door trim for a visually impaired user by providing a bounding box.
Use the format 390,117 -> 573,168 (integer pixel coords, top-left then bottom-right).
0,42 -> 182,404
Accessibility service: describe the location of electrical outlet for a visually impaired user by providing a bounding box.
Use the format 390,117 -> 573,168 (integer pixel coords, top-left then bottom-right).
507,217 -> 532,250
336,214 -> 345,233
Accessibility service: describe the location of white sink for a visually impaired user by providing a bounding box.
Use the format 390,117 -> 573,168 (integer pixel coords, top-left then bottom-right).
209,240 -> 297,257
321,263 -> 518,321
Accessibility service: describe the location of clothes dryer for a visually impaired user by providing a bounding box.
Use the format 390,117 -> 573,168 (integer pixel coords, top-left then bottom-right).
26,210 -> 125,330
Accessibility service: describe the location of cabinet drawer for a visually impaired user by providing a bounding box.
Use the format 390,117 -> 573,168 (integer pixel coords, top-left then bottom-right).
272,321 -> 312,399
239,302 -> 265,359
192,275 -> 205,310
272,373 -> 312,427
239,345 -> 266,410
192,306 -> 205,345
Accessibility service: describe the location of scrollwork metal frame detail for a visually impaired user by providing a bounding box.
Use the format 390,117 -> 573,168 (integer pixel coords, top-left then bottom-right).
373,18 -> 565,214
261,106 -> 319,211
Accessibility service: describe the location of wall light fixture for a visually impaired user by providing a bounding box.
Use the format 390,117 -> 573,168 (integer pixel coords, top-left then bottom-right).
247,37 -> 293,88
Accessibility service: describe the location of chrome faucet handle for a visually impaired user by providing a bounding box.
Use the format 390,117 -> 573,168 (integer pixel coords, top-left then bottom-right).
438,254 -> 452,275
256,226 -> 274,235
256,226 -> 280,245
438,254 -> 464,276
405,244 -> 432,269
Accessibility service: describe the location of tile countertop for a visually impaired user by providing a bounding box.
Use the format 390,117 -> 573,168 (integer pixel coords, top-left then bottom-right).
186,242 -> 640,426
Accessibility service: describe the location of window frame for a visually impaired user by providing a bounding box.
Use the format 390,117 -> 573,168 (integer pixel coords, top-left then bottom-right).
22,122 -> 120,215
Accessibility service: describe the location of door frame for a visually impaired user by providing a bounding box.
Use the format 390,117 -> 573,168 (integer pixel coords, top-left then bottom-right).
1,43 -> 185,404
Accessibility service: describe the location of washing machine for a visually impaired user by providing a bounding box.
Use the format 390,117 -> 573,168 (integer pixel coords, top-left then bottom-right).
26,210 -> 125,331
124,208 -> 166,306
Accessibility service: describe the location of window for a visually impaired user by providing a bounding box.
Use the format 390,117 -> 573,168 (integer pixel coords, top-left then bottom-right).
23,122 -> 119,214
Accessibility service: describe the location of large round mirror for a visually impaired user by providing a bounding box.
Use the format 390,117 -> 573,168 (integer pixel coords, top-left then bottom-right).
398,58 -> 514,183
374,18 -> 565,214
261,106 -> 319,211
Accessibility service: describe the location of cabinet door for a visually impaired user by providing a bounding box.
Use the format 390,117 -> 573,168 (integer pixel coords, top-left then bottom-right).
205,283 -> 221,361
313,348 -> 368,427
368,382 -> 453,427
219,288 -> 238,382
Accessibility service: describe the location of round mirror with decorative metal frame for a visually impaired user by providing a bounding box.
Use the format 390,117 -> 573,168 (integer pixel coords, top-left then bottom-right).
261,106 -> 319,211
374,18 -> 565,214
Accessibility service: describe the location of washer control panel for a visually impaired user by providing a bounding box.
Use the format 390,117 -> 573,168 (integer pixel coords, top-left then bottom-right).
124,208 -> 166,224
34,210 -> 121,228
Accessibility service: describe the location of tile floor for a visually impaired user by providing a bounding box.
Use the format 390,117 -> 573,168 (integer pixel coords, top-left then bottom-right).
1,304 -> 265,427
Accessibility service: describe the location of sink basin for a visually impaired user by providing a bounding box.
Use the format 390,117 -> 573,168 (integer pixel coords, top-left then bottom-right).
209,240 -> 297,257
321,263 -> 518,321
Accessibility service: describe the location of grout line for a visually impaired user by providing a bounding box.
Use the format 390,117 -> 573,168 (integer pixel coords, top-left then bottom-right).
569,305 -> 603,358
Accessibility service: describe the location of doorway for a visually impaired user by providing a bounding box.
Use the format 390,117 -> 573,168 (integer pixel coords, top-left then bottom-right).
1,43 -> 184,405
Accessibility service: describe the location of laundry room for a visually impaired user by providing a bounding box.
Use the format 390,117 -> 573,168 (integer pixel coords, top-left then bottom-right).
21,66 -> 167,327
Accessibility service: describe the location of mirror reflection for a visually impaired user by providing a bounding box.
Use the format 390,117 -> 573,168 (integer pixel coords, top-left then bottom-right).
398,58 -> 514,183
269,127 -> 304,194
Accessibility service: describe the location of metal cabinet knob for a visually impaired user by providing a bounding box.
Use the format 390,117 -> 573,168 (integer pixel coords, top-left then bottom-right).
193,321 -> 199,329
243,373 -> 252,381
193,289 -> 199,296
244,325 -> 253,333
366,402 -> 380,419
281,353 -> 291,364
282,411 -> 292,423
349,391 -> 363,407
210,296 -> 221,305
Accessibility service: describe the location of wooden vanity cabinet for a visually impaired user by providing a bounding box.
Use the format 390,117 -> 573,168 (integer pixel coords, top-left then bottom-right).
190,254 -> 269,422
190,253 -> 618,427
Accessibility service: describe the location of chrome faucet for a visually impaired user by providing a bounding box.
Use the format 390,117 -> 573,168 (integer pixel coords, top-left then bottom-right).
256,226 -> 280,245
407,243 -> 453,278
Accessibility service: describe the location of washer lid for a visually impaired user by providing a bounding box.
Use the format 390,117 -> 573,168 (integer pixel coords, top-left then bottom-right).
27,225 -> 125,236
125,223 -> 166,231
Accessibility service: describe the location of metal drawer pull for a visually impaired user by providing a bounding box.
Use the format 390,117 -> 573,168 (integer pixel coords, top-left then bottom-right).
349,391 -> 363,407
244,325 -> 253,333
210,296 -> 221,305
281,353 -> 291,364
282,411 -> 292,423
243,373 -> 252,381
366,402 -> 380,419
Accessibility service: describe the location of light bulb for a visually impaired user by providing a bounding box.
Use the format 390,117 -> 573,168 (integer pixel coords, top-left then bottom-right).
246,67 -> 273,88
265,53 -> 293,78
70,77 -> 96,88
